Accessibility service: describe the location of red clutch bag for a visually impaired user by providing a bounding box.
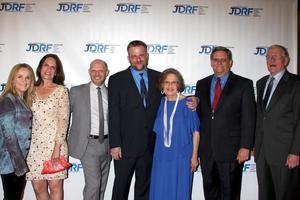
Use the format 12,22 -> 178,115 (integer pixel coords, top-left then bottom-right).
41,156 -> 72,175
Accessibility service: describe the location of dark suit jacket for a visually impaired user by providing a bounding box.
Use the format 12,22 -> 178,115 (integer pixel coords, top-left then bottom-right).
255,71 -> 300,165
108,67 -> 161,158
195,71 -> 256,162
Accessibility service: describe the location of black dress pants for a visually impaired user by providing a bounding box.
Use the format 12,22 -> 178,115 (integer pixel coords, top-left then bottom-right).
112,150 -> 153,200
200,155 -> 243,200
256,151 -> 300,200
1,172 -> 26,200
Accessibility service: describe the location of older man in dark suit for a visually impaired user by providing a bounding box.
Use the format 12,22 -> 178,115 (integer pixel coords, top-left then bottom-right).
195,46 -> 256,200
255,44 -> 300,200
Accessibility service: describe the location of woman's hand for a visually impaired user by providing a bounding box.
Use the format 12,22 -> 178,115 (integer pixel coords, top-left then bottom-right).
191,131 -> 200,172
51,143 -> 61,163
191,156 -> 199,172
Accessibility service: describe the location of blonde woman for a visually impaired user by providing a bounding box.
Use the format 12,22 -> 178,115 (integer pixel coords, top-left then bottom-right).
0,63 -> 35,200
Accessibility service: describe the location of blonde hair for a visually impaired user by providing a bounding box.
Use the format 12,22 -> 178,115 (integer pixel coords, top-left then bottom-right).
1,63 -> 36,107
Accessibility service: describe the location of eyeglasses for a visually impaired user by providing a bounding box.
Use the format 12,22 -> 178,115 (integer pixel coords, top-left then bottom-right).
164,81 -> 178,85
211,58 -> 228,63
266,55 -> 284,61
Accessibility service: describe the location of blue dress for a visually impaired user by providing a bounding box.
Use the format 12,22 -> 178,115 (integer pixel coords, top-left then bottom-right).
150,97 -> 200,200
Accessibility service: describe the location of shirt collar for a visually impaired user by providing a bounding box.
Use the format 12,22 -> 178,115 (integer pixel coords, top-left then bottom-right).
90,82 -> 104,89
213,71 -> 230,84
270,69 -> 285,82
130,66 -> 147,77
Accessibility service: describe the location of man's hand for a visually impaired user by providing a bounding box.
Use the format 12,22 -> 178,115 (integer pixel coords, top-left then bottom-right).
186,96 -> 199,111
111,147 -> 122,160
236,148 -> 250,164
285,154 -> 299,169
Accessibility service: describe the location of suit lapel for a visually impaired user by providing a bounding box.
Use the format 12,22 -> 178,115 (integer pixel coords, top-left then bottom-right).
125,68 -> 145,107
205,76 -> 213,109
146,70 -> 156,108
83,83 -> 91,125
257,76 -> 268,112
266,71 -> 289,112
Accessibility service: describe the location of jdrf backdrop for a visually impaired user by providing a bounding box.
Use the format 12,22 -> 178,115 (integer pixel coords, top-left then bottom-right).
0,0 -> 297,199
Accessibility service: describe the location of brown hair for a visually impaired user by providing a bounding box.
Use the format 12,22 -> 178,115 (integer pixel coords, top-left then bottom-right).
127,40 -> 147,53
1,63 -> 35,107
210,46 -> 233,61
157,68 -> 185,92
35,54 -> 65,86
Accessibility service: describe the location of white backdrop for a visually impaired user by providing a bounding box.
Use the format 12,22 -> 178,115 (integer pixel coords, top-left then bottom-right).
0,0 -> 297,199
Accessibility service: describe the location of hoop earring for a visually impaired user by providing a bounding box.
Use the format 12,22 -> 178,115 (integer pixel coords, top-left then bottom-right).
161,90 -> 164,95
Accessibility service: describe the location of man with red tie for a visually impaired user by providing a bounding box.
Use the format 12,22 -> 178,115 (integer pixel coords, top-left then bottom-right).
195,46 -> 256,200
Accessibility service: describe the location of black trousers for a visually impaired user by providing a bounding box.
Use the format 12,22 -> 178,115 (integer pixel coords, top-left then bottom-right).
112,150 -> 153,200
200,155 -> 243,200
1,172 -> 26,200
256,151 -> 300,200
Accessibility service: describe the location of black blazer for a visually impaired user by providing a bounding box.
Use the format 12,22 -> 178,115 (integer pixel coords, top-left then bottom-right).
195,71 -> 256,162
108,67 -> 161,158
255,71 -> 300,165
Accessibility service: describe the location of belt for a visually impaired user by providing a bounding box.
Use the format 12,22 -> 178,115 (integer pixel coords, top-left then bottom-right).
88,135 -> 108,139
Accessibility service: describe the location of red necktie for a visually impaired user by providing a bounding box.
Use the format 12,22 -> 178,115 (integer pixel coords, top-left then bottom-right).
211,77 -> 221,111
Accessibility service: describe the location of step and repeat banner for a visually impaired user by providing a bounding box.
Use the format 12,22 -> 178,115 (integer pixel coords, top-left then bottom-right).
0,0 -> 297,199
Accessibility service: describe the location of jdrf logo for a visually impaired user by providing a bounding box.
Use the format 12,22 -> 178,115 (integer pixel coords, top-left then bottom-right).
26,43 -> 63,53
183,85 -> 196,95
198,45 -> 217,55
57,3 -> 92,12
84,43 -> 120,53
254,46 -> 267,56
172,4 -> 208,15
68,163 -> 83,173
0,83 -> 6,93
0,2 -> 35,12
229,6 -> 263,17
114,3 -> 151,14
147,44 -> 178,54
243,163 -> 256,172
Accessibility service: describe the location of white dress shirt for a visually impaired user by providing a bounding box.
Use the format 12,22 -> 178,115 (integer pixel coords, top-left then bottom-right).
90,82 -> 109,136
263,69 -> 285,107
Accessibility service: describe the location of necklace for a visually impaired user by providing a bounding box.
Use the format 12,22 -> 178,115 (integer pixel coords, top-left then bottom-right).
163,93 -> 179,147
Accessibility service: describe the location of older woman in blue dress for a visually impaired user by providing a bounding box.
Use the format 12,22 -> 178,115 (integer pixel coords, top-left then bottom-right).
0,63 -> 35,200
150,68 -> 200,200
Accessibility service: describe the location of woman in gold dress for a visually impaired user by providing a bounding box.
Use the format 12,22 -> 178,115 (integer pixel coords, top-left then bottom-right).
26,54 -> 70,200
